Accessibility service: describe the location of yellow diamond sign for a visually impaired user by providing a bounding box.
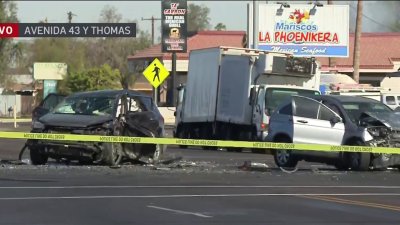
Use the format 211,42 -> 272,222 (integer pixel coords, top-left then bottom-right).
143,58 -> 170,88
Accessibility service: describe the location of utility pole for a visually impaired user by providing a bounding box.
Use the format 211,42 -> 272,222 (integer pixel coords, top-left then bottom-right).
67,11 -> 76,23
141,16 -> 161,45
327,0 -> 336,70
353,0 -> 363,83
252,0 -> 259,49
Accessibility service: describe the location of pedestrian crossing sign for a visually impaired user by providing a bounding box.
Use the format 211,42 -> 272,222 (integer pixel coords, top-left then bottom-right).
142,58 -> 170,88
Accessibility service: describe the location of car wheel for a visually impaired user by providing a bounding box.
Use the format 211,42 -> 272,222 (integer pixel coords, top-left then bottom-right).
151,144 -> 164,163
30,147 -> 48,165
347,140 -> 370,171
274,149 -> 298,168
349,152 -> 370,171
102,142 -> 123,166
334,153 -> 349,170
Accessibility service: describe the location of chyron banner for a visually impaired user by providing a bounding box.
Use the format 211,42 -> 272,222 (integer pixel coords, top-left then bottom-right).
256,4 -> 349,57
161,0 -> 187,53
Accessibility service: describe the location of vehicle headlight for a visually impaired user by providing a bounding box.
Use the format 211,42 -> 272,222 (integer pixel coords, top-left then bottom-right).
32,121 -> 45,130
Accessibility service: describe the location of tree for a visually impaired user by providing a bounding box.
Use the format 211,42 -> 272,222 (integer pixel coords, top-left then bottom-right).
214,23 -> 226,31
99,5 -> 122,23
24,5 -> 152,93
187,3 -> 211,32
87,5 -> 151,89
66,64 -> 122,93
0,1 -> 19,86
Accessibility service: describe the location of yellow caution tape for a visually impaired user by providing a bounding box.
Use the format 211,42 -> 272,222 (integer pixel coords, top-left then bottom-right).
0,131 -> 399,155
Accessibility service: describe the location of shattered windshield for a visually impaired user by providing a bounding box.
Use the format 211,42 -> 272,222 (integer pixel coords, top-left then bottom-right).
53,95 -> 116,116
342,102 -> 393,124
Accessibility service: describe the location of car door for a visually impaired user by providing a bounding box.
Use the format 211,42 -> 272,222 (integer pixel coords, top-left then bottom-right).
292,96 -> 345,146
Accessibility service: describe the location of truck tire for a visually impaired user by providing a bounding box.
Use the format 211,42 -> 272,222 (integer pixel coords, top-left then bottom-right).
30,147 -> 48,165
176,128 -> 188,149
225,127 -> 242,152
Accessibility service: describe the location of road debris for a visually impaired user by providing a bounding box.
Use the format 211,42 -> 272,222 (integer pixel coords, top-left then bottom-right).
238,161 -> 269,172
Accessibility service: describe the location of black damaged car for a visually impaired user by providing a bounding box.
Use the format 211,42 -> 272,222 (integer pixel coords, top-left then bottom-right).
28,89 -> 166,166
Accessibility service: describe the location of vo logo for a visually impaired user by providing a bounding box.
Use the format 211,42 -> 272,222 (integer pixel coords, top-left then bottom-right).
0,25 -> 13,35
0,23 -> 18,38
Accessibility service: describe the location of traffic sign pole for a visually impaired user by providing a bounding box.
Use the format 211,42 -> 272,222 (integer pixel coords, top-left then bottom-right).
171,52 -> 177,107
153,87 -> 158,105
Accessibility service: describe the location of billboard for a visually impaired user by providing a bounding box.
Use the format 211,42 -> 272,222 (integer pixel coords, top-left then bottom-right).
257,4 -> 349,57
33,62 -> 67,80
161,0 -> 187,53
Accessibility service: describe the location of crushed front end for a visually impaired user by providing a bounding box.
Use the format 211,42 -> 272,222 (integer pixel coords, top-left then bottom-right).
361,113 -> 400,169
27,120 -> 114,163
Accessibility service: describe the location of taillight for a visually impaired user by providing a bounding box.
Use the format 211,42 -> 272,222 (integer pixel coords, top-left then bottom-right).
261,123 -> 267,130
261,123 -> 269,131
261,115 -> 270,131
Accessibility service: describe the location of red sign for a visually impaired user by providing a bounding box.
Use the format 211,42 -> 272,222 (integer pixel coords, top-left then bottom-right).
0,23 -> 19,38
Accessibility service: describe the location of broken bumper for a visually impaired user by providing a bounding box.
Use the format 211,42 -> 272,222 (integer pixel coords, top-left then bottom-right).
27,139 -> 101,159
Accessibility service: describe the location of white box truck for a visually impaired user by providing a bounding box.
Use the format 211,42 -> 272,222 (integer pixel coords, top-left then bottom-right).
381,70 -> 400,110
174,46 -> 321,151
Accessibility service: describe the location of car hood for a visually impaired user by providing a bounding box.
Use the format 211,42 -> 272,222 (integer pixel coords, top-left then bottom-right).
39,113 -> 112,128
364,112 -> 400,130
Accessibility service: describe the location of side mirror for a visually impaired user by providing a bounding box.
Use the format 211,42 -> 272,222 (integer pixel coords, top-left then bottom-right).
174,111 -> 177,117
330,116 -> 341,124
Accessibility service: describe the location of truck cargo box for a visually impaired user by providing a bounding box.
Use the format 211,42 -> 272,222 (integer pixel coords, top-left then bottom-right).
182,47 -> 260,125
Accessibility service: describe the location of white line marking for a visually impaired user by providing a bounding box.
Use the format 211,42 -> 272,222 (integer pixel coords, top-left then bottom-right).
147,205 -> 212,218
0,193 -> 400,200
0,185 -> 399,189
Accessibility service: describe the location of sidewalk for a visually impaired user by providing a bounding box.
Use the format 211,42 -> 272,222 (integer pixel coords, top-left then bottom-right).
0,118 -> 32,123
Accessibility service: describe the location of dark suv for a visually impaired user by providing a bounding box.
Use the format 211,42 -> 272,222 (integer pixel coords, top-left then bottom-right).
28,89 -> 166,166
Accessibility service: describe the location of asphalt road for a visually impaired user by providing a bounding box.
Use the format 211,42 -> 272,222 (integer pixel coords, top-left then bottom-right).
0,123 -> 399,224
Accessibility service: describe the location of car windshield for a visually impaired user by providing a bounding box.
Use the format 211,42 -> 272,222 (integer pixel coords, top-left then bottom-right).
342,101 -> 393,123
53,95 -> 116,116
265,88 -> 320,115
